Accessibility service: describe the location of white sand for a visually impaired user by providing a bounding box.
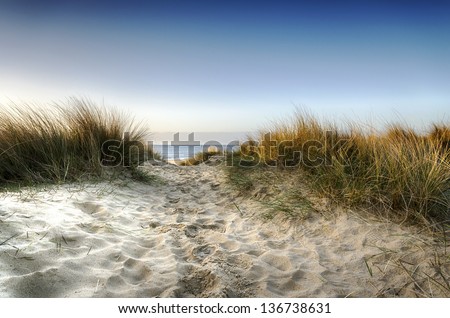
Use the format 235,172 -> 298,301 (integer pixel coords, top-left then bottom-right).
0,162 -> 448,297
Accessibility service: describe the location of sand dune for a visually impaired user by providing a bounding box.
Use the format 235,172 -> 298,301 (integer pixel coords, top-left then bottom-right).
0,162 -> 448,297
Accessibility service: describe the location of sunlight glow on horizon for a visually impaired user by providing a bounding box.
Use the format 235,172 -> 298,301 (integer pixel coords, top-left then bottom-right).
0,1 -> 449,132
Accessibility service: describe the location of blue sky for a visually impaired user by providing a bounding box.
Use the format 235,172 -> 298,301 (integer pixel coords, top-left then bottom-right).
0,0 -> 449,132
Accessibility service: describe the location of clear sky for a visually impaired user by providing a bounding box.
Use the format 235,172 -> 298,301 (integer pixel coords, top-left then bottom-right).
0,0 -> 449,132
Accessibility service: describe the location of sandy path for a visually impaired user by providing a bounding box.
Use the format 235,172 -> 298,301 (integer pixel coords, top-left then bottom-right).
0,163 -> 447,297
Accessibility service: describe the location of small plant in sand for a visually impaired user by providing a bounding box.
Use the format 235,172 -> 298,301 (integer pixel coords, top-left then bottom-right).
178,147 -> 223,166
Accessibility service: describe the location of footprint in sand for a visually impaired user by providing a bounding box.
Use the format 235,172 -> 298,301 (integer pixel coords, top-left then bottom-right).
166,194 -> 181,204
210,182 -> 221,190
176,214 -> 184,223
184,225 -> 200,238
120,258 -> 152,285
195,217 -> 226,233
6,268 -> 60,297
201,221 -> 226,232
259,252 -> 293,272
192,245 -> 216,260
74,202 -> 107,215
226,254 -> 253,270
105,275 -> 127,294
220,240 -> 241,252
179,266 -> 219,297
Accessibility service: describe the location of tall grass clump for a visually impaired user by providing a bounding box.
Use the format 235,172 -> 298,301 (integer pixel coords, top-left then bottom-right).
0,98 -> 149,186
248,110 -> 450,225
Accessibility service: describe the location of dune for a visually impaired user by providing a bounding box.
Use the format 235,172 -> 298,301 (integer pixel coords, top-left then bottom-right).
0,161 -> 448,297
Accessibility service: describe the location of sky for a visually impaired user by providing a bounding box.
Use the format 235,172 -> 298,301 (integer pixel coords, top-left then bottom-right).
0,0 -> 449,133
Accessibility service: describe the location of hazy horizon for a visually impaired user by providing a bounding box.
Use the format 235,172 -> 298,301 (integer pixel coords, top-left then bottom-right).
1,1 -> 449,131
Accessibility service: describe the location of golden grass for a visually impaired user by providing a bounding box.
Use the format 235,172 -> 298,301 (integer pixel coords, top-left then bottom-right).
233,109 -> 450,225
178,149 -> 222,166
0,98 -> 149,186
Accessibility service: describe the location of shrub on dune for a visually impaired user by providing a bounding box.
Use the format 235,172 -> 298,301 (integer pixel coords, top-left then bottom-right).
243,110 -> 450,225
0,98 -> 149,186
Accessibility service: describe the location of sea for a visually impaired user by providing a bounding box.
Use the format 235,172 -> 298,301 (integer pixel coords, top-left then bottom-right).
152,144 -> 207,161
149,132 -> 251,161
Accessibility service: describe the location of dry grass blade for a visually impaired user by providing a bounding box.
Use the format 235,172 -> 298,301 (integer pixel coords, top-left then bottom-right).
364,258 -> 373,277
397,260 -> 428,296
61,235 -> 68,246
233,202 -> 244,216
39,232 -> 48,241
0,233 -> 20,246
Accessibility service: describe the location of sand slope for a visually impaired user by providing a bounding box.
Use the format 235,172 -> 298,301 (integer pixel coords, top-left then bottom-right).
0,162 -> 448,297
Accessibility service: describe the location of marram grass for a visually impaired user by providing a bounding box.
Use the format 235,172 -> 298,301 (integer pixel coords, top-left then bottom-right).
0,98 -> 149,186
237,110 -> 450,225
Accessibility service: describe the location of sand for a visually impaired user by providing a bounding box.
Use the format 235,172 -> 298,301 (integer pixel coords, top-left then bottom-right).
0,161 -> 448,297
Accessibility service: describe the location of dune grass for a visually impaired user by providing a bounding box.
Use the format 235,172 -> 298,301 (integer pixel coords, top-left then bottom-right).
0,98 -> 150,187
178,148 -> 222,166
229,110 -> 450,226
